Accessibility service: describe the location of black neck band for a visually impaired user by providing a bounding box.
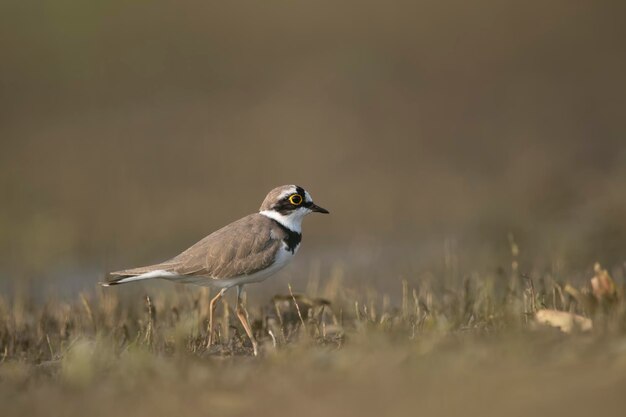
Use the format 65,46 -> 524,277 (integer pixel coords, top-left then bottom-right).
270,219 -> 302,254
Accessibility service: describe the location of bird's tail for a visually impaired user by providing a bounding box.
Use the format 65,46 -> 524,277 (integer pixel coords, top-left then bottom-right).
101,266 -> 177,287
101,273 -> 146,287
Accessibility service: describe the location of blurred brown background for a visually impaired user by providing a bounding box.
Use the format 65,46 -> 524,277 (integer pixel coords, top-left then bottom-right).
1,1 -> 625,289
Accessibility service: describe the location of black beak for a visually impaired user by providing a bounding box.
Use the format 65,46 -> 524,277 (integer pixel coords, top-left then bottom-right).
309,203 -> 329,214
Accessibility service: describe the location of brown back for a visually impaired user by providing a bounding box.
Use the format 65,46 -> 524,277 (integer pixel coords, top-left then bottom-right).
110,213 -> 286,280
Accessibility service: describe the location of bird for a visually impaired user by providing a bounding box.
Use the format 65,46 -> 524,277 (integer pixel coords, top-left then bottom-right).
102,185 -> 329,355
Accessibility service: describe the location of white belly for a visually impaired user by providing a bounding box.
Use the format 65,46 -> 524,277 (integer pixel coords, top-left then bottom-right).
171,243 -> 299,289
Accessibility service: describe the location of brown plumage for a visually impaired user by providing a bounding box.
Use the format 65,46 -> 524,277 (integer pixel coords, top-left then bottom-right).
106,213 -> 287,284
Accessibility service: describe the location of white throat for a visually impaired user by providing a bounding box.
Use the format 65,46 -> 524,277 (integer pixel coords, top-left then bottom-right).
259,209 -> 307,233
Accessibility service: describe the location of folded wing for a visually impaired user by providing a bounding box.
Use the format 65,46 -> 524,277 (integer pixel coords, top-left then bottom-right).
104,214 -> 283,286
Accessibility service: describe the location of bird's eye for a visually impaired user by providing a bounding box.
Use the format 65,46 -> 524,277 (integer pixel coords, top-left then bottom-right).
289,194 -> 303,205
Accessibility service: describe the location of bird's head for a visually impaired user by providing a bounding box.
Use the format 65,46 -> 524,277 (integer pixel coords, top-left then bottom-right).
259,185 -> 329,232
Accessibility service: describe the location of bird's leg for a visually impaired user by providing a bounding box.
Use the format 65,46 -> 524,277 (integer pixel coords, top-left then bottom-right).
235,285 -> 258,356
207,288 -> 226,349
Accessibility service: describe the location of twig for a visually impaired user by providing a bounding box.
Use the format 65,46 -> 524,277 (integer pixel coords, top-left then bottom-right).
80,293 -> 96,333
523,274 -> 537,313
46,334 -> 54,359
288,283 -> 307,332
268,329 -> 277,348
402,279 -> 409,320
144,295 -> 155,346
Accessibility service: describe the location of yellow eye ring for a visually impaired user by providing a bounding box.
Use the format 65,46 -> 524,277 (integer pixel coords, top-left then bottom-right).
289,194 -> 303,205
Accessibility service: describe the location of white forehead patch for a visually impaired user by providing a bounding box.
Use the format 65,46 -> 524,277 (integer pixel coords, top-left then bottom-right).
304,191 -> 313,203
278,185 -> 298,200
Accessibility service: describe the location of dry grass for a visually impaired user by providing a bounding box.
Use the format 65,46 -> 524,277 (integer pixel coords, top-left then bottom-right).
2,2 -> 625,415
2,255 -> 626,417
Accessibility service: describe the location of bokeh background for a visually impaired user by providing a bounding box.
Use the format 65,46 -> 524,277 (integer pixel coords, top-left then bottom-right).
1,1 -> 625,295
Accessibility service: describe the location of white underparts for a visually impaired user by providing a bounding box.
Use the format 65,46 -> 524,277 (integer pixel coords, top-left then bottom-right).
259,208 -> 309,233
165,244 -> 297,289
208,244 -> 297,288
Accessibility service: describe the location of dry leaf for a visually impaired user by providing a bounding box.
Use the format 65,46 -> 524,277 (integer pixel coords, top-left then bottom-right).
535,309 -> 592,333
590,262 -> 617,301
